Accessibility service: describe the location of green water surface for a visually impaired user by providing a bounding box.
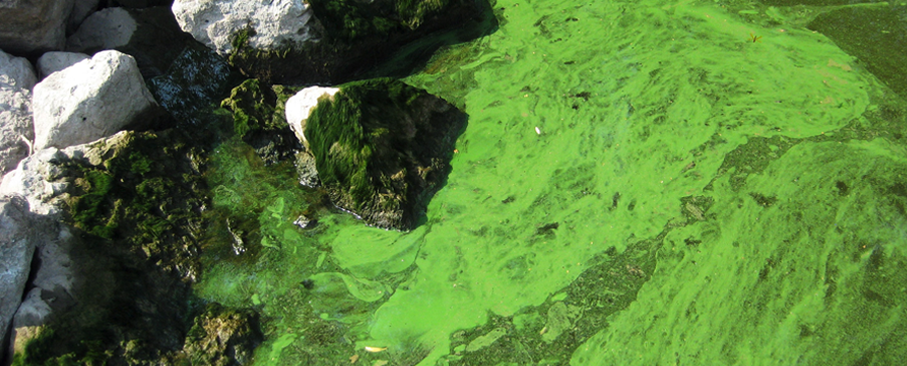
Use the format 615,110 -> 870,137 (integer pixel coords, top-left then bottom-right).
197,0 -> 907,365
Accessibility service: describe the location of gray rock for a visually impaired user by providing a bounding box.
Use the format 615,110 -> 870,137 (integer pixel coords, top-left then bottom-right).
0,147 -> 68,216
12,223 -> 76,328
0,49 -> 36,179
0,0 -> 75,55
0,49 -> 37,90
66,7 -> 137,53
171,0 -> 322,56
32,50 -> 158,151
285,86 -> 338,150
0,194 -> 37,358
35,51 -> 90,79
0,85 -> 33,178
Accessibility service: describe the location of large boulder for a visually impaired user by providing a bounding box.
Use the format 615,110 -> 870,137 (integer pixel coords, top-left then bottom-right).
32,50 -> 159,151
0,50 -> 36,180
301,78 -> 466,230
0,0 -> 75,55
0,194 -> 37,361
171,0 -> 323,56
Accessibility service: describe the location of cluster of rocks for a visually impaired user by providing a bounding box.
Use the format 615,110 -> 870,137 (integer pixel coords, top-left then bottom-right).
1,0 -> 489,363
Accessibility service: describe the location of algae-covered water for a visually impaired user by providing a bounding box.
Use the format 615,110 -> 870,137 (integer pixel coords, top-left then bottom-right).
197,0 -> 907,364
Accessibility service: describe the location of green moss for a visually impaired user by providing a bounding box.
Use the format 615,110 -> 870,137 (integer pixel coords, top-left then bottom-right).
64,130 -> 208,274
304,77 -> 465,229
305,78 -> 419,203
219,79 -> 303,164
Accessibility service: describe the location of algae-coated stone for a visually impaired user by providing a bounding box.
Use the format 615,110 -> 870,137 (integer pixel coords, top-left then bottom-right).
304,78 -> 467,230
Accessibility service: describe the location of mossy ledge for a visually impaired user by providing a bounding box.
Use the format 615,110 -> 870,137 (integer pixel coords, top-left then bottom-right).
304,78 -> 467,230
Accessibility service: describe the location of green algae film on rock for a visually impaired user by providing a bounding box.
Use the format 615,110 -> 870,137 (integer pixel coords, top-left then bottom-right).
304,78 -> 466,230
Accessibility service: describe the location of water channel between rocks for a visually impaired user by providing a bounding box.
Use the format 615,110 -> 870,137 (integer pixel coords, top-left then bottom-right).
195,0 -> 907,365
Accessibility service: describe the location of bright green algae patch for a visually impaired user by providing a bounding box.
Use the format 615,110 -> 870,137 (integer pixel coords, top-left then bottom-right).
192,0 -> 907,365
572,139 -> 907,365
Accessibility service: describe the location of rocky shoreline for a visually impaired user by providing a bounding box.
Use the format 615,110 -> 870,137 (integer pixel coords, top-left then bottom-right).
0,0 -> 493,364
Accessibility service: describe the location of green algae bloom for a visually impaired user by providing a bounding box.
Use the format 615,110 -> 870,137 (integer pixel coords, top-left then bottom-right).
195,0 -> 907,365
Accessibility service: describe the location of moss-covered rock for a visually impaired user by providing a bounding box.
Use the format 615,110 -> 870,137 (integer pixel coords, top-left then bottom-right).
12,128 -> 266,366
62,130 -> 208,279
184,303 -> 263,366
304,78 -> 466,230
220,79 -> 302,164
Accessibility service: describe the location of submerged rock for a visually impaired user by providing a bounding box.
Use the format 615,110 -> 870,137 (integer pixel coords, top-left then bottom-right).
184,303 -> 263,366
148,43 -> 237,128
219,79 -> 302,164
32,50 -> 160,151
302,78 -> 466,230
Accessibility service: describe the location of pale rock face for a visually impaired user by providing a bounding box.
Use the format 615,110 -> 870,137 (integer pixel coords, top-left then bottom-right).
0,0 -> 75,54
32,50 -> 158,151
66,7 -> 137,53
0,148 -> 68,216
285,86 -> 339,149
171,0 -> 322,56
0,86 -> 33,177
0,49 -> 37,90
0,49 -> 36,179
0,194 -> 37,352
36,51 -> 90,79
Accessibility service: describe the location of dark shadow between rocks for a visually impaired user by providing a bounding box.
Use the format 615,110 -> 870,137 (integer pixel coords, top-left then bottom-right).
229,0 -> 500,85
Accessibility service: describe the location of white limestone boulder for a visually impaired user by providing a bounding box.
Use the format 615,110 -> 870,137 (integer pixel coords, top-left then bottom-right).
32,50 -> 158,151
285,86 -> 339,149
0,0 -> 75,54
0,148 -> 68,216
36,52 -> 91,79
0,50 -> 36,179
0,49 -> 37,90
171,0 -> 322,56
0,194 -> 37,353
65,7 -> 137,53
